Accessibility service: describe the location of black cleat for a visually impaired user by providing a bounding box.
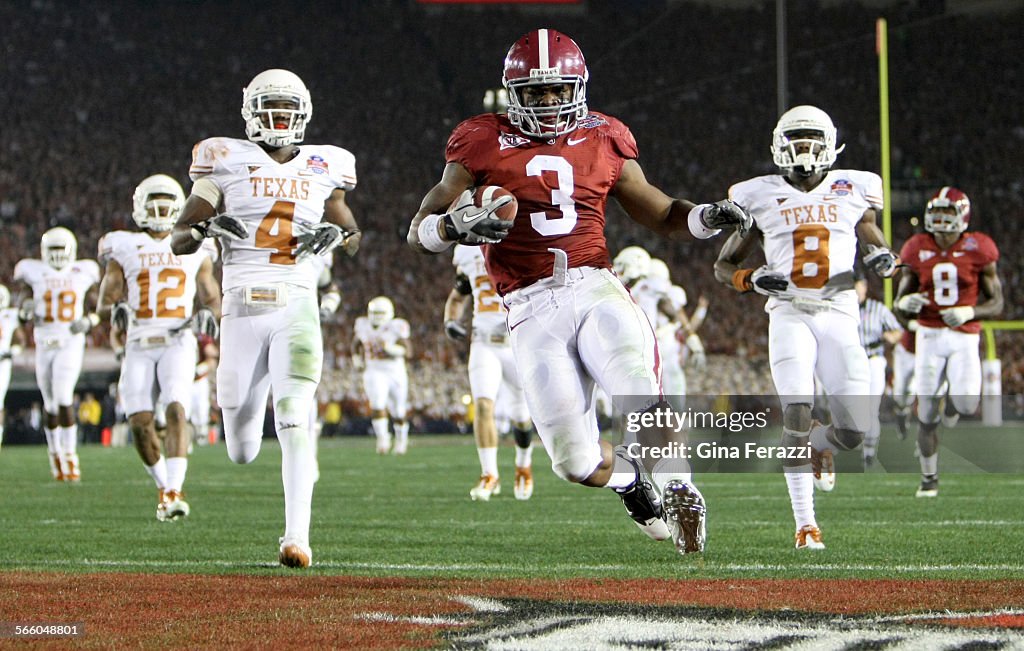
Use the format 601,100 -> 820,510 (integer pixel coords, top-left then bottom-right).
613,451 -> 670,541
895,412 -> 909,440
916,474 -> 939,498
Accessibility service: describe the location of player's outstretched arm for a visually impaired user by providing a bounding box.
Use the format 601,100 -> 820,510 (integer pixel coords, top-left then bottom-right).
856,209 -> 900,278
408,163 -> 481,254
612,160 -> 752,240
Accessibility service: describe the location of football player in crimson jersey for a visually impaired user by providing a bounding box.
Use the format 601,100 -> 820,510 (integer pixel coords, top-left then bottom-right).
895,187 -> 1003,497
408,29 -> 753,556
714,105 -> 900,550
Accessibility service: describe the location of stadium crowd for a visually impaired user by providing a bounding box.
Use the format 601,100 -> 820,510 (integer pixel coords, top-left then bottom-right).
1,0 -> 1021,422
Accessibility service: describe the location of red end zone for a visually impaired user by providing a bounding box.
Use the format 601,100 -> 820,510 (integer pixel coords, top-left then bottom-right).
1,573 -> 1022,647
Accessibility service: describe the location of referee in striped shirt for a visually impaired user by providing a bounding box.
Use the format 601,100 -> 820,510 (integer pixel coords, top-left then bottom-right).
857,279 -> 903,467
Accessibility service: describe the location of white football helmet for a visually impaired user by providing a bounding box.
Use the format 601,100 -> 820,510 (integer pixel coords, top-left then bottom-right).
367,296 -> 394,328
41,227 -> 77,270
648,258 -> 671,282
771,105 -> 845,175
241,69 -> 312,148
0,284 -> 9,310
132,174 -> 185,232
613,246 -> 651,284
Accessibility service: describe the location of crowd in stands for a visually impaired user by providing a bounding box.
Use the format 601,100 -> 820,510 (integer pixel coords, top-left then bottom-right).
2,0 -> 1022,421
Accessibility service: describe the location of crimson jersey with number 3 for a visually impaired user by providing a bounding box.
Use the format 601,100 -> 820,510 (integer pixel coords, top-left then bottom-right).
446,112 -> 638,295
189,137 -> 356,291
900,232 -> 998,334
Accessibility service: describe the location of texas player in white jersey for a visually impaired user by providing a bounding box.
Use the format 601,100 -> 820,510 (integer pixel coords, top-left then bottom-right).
14,227 -> 101,482
98,174 -> 221,522
171,69 -> 361,568
352,297 -> 411,455
648,258 -> 707,400
0,285 -> 27,450
715,105 -> 900,550
444,244 -> 535,501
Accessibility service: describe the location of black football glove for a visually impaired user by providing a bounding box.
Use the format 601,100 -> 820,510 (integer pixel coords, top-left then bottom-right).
444,320 -> 468,341
701,200 -> 754,235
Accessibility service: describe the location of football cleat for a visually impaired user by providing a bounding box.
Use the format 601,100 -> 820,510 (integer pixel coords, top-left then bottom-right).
156,489 -> 169,521
63,453 -> 81,482
662,480 -> 707,554
470,474 -> 501,501
376,438 -> 392,455
795,524 -> 825,550
613,452 -> 670,541
49,453 -> 65,481
811,447 -> 835,492
392,441 -> 407,456
513,466 -> 534,501
279,536 -> 312,568
161,489 -> 190,521
916,474 -> 939,498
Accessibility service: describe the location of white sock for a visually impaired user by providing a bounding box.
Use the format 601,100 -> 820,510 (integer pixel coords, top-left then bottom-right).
371,418 -> 390,448
651,457 -> 692,494
809,422 -> 840,454
165,457 -> 188,492
477,447 -> 498,476
607,453 -> 639,491
394,421 -> 409,448
0,424 -> 5,448
863,423 -> 880,458
278,425 -> 315,543
785,468 -> 816,529
60,425 -> 78,454
44,427 -> 62,455
920,452 -> 938,476
146,456 -> 168,489
514,443 -> 533,468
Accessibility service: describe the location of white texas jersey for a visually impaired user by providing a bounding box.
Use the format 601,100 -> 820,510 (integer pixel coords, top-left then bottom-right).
107,232 -> 213,342
730,170 -> 882,310
452,245 -> 506,339
188,137 -> 356,291
0,308 -> 19,351
14,259 -> 101,341
354,316 -> 410,366
630,275 -> 672,326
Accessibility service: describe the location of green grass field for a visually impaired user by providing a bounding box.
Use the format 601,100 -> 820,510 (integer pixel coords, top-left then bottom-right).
2,426 -> 1023,581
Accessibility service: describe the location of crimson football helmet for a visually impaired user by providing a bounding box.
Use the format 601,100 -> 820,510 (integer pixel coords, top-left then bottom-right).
924,186 -> 971,234
502,29 -> 588,138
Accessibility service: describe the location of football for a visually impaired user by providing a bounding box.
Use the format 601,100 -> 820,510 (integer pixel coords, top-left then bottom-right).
451,185 -> 519,223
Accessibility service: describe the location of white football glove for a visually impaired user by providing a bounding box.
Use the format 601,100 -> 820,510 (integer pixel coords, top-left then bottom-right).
319,291 -> 341,320
18,300 -> 35,323
896,292 -> 929,314
940,306 -> 975,328
296,223 -> 350,262
193,308 -> 219,339
701,200 -> 754,236
863,244 -> 900,278
685,333 -> 707,370
191,214 -> 247,241
111,302 -> 134,332
444,192 -> 515,244
70,313 -> 100,335
444,320 -> 468,341
751,266 -> 790,297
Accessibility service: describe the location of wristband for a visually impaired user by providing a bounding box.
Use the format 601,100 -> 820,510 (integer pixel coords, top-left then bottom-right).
732,269 -> 754,292
190,223 -> 207,241
687,204 -> 721,239
417,214 -> 453,253
693,305 -> 708,322
320,291 -> 341,314
87,313 -> 101,328
10,344 -> 22,357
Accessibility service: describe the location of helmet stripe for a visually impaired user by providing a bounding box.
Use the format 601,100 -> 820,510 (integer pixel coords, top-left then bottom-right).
538,28 -> 549,68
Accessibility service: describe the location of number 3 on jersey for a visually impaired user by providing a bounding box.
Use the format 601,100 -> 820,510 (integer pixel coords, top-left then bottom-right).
255,200 -> 297,265
526,155 -> 577,236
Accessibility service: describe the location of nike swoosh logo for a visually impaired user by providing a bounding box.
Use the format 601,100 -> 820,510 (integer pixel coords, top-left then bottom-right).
462,210 -> 486,223
567,136 -> 587,146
